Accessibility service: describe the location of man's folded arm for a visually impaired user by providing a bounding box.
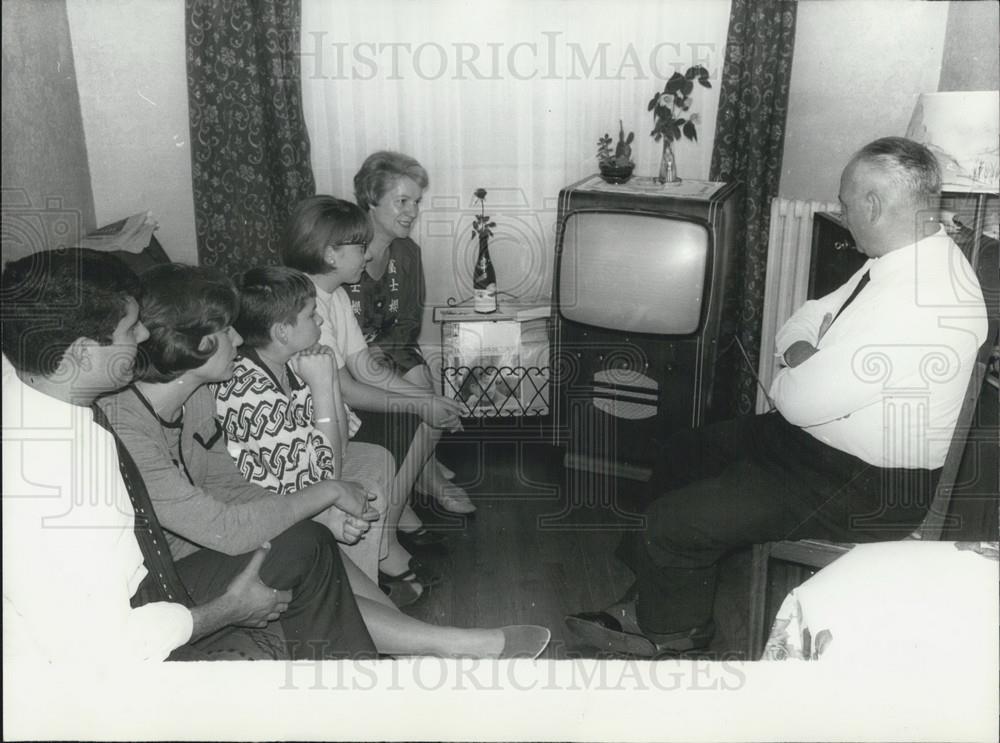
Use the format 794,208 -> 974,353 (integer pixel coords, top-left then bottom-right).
771,322 -> 982,427
774,279 -> 859,359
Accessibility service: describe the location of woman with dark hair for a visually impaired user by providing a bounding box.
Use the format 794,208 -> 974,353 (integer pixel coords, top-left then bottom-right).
100,264 -> 548,658
282,195 -> 469,602
350,150 -> 475,515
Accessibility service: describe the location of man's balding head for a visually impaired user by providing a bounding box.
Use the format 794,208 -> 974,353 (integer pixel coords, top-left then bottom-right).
838,137 -> 942,257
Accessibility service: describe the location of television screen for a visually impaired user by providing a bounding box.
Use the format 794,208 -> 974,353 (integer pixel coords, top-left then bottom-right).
557,211 -> 710,335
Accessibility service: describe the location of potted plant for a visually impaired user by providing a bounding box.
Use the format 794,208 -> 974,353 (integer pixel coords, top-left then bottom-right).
648,65 -> 711,184
597,120 -> 635,183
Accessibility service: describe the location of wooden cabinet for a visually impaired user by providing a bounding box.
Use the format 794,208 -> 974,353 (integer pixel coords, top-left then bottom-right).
808,212 -> 866,300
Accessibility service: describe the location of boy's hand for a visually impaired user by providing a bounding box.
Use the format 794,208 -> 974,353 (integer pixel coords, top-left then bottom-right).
325,479 -> 374,519
290,344 -> 336,387
323,503 -> 379,544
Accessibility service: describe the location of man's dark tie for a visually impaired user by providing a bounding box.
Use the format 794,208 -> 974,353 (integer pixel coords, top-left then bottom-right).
829,270 -> 871,327
91,404 -> 194,609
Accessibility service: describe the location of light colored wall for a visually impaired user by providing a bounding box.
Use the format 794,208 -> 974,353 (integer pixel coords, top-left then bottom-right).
66,0 -> 197,264
43,1 -> 994,266
779,0 -> 950,202
2,0 -> 95,265
939,0 -> 999,92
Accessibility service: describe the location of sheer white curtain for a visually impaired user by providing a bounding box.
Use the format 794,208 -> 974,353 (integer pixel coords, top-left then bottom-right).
301,0 -> 731,348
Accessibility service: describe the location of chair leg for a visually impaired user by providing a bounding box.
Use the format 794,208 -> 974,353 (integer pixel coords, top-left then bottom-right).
748,542 -> 772,660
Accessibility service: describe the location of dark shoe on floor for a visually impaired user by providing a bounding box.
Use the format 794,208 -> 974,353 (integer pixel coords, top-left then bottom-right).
564,600 -> 713,657
378,572 -> 425,609
378,558 -> 443,608
407,557 -> 443,587
397,527 -> 449,556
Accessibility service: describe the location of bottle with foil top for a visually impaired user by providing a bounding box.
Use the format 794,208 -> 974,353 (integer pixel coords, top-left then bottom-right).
471,188 -> 497,314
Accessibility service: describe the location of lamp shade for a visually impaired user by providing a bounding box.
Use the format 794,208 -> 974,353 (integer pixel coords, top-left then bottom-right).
905,91 -> 999,193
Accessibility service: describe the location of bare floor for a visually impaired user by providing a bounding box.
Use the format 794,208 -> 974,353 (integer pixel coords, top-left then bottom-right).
405,420 -> 759,661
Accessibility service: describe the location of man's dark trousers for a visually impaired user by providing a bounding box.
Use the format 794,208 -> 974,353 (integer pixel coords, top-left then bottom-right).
618,412 -> 938,634
172,521 -> 376,660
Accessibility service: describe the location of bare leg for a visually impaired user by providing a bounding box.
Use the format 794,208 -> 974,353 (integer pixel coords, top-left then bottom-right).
403,364 -> 448,475
403,364 -> 475,513
340,553 -> 505,657
379,422 -> 435,576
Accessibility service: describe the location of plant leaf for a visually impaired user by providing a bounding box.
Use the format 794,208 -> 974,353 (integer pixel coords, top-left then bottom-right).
682,120 -> 697,141
664,71 -> 685,95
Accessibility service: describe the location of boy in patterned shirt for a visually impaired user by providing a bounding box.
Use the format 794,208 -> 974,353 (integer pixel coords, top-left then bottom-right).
215,266 -> 388,583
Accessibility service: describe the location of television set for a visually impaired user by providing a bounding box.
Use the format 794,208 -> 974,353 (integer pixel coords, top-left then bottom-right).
552,175 -> 744,482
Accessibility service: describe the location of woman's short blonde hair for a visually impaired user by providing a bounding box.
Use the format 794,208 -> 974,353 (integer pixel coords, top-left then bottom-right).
353,151 -> 429,211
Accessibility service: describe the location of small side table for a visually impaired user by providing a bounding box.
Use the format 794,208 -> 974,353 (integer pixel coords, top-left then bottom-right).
432,303 -> 552,418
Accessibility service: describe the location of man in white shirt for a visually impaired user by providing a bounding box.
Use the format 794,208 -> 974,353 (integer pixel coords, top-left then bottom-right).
566,137 -> 989,657
1,249 -> 295,663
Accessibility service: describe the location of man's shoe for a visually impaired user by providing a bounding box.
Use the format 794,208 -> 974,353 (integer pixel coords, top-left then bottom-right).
564,600 -> 713,657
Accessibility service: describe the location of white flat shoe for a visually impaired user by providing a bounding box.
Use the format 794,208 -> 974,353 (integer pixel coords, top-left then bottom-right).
498,625 -> 551,659
436,460 -> 456,480
414,481 -> 477,514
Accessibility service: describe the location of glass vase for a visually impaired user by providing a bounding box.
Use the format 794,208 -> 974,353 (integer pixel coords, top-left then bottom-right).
658,141 -> 680,185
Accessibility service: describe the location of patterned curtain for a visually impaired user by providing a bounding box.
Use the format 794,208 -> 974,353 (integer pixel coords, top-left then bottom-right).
186,0 -> 315,275
710,0 -> 797,416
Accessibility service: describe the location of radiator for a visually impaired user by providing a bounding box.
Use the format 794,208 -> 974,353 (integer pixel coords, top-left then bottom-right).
756,197 -> 840,413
